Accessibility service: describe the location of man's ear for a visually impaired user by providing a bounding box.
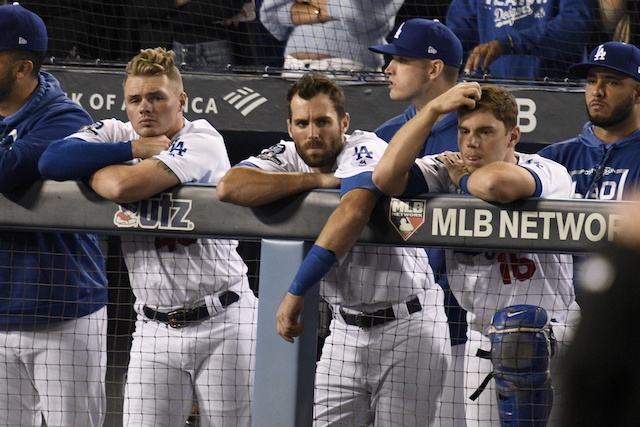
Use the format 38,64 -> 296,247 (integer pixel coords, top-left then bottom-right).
179,92 -> 187,111
341,112 -> 350,134
15,60 -> 34,79
429,59 -> 445,81
508,126 -> 521,148
287,119 -> 293,139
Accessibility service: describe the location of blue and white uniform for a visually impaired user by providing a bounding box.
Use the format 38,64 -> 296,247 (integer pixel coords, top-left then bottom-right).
239,131 -> 451,427
54,117 -> 258,427
377,109 -> 468,425
0,71 -> 108,427
406,152 -> 581,427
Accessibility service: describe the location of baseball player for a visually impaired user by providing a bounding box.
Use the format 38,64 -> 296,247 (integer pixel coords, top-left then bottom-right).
538,41 -> 640,200
373,83 -> 581,427
369,19 -> 469,425
0,4 -> 108,426
537,41 -> 640,351
217,73 -> 451,426
39,47 -> 258,427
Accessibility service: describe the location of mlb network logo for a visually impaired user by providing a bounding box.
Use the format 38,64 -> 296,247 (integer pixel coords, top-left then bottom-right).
389,198 -> 426,241
224,87 -> 267,116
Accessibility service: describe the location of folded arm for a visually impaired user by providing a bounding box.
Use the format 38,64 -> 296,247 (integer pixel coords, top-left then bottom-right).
90,157 -> 180,204
454,161 -> 538,203
216,165 -> 339,207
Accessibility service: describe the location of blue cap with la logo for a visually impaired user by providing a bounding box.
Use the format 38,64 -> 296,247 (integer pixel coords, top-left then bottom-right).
569,41 -> 640,82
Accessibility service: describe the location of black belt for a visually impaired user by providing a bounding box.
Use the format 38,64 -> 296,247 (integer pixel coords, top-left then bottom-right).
143,291 -> 240,328
340,296 -> 422,329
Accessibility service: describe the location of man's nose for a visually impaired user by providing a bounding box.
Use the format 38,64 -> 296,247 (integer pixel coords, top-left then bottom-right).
139,98 -> 152,112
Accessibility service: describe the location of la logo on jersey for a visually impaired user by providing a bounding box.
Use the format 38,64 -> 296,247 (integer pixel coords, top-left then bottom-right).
113,193 -> 195,231
593,44 -> 607,62
352,145 -> 374,166
389,198 -> 426,241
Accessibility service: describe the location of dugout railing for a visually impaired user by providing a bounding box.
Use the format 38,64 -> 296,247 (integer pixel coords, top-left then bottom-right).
0,179 -> 623,426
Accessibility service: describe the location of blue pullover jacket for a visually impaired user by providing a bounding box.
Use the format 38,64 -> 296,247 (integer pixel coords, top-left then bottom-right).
0,71 -> 108,325
538,123 -> 640,200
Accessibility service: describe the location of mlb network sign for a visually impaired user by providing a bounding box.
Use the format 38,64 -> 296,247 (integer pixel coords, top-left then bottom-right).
388,197 -> 621,248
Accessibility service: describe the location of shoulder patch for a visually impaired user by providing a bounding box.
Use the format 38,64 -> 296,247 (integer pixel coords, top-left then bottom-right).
256,143 -> 286,165
78,120 -> 105,136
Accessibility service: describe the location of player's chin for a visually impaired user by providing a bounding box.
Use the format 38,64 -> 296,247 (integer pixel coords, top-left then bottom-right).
389,89 -> 406,102
135,127 -> 162,138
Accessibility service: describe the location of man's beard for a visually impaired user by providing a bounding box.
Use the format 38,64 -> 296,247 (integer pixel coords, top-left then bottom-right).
298,136 -> 343,169
588,95 -> 635,128
0,72 -> 17,105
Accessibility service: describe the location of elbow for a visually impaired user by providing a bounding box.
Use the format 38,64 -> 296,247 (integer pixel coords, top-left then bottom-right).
215,179 -> 236,204
37,155 -> 55,179
372,170 -> 400,196
477,174 -> 521,203
38,148 -> 62,181
102,185 -> 134,204
215,179 -> 257,207
215,169 -> 257,207
38,154 -> 66,181
93,178 -> 139,204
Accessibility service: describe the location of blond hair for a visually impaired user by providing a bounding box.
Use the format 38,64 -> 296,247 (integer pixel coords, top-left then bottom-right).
124,47 -> 183,91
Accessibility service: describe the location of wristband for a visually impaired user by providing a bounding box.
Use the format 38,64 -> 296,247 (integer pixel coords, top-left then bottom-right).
288,245 -> 337,296
459,174 -> 471,194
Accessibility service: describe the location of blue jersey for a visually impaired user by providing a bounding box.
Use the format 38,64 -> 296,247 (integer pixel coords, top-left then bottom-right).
375,106 -> 459,157
0,72 -> 108,325
538,123 -> 640,200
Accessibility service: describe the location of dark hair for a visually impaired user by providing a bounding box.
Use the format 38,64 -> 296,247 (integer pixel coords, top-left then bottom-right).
286,74 -> 346,119
7,50 -> 45,76
458,84 -> 518,131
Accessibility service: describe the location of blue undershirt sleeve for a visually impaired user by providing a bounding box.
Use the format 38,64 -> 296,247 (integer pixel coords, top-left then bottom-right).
39,137 -> 133,181
402,164 -> 429,196
340,171 -> 383,198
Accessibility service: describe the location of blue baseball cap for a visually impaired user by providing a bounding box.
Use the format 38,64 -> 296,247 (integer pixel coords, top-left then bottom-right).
369,18 -> 463,68
569,41 -> 640,82
0,3 -> 48,52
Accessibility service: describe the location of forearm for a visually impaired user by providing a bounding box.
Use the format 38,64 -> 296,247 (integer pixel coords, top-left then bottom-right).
291,0 -> 331,25
288,189 -> 377,296
216,166 -> 336,207
374,106 -> 439,195
465,162 -> 535,203
39,138 -> 133,181
90,159 -> 180,203
314,190 -> 376,259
